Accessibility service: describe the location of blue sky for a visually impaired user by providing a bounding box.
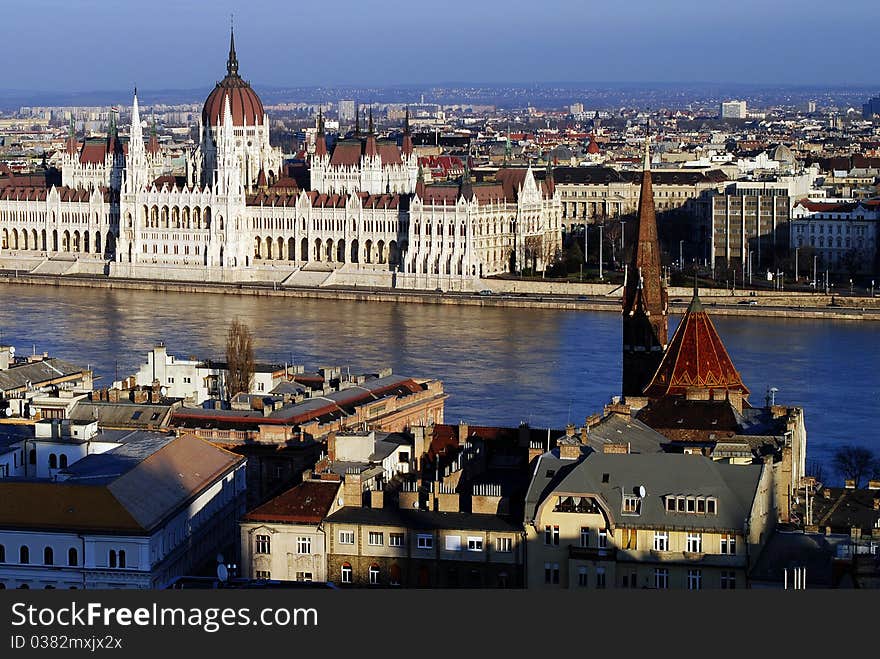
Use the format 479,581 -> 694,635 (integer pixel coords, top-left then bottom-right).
2,0 -> 877,91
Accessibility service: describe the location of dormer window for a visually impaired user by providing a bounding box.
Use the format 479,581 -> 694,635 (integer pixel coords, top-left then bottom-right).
707,498 -> 718,515
622,495 -> 641,515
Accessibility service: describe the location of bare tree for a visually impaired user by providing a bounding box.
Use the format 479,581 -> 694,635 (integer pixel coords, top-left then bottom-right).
225,318 -> 255,401
832,444 -> 880,488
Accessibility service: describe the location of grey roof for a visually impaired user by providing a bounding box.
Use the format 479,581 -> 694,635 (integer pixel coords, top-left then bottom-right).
62,433 -> 176,484
0,358 -> 86,393
325,506 -> 521,533
526,451 -> 764,533
584,414 -> 668,454
269,381 -> 307,396
68,401 -> 174,428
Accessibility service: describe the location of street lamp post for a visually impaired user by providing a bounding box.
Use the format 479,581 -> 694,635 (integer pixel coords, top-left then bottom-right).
812,255 -> 818,291
679,240 -> 684,271
795,246 -> 799,283
598,223 -> 604,281
748,251 -> 753,286
620,220 -> 626,264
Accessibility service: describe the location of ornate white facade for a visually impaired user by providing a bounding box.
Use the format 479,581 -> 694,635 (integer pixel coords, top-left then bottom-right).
0,30 -> 562,290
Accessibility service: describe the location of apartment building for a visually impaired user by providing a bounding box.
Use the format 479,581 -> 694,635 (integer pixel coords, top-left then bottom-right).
524,449 -> 775,590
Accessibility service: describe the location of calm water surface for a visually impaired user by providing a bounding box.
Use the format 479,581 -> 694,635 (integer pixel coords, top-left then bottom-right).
0,282 -> 877,473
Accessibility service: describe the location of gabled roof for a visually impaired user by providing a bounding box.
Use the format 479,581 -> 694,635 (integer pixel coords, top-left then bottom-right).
643,290 -> 749,399
243,480 -> 340,524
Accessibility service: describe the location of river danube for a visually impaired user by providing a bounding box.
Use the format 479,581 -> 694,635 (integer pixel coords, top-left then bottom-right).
1,283 -> 877,475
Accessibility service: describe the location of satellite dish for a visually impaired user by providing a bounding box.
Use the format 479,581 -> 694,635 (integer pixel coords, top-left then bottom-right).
160,386 -> 168,397
412,501 -> 419,509
217,563 -> 229,582
28,407 -> 37,418
8,346 -> 14,354
337,497 -> 344,506
638,485 -> 647,498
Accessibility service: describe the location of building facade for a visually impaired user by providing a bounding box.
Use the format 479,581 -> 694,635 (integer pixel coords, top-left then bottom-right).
0,29 -> 561,291
525,450 -> 775,590
0,427 -> 246,589
791,199 -> 879,275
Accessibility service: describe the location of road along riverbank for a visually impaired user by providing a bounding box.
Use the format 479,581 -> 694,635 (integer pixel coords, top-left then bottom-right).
1,272 -> 877,321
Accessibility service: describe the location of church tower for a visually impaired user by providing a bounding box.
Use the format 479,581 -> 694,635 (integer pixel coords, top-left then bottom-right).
622,129 -> 668,399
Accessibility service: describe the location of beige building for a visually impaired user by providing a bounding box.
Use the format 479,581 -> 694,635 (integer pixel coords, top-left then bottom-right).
554,166 -> 727,231
239,479 -> 342,582
524,449 -> 775,590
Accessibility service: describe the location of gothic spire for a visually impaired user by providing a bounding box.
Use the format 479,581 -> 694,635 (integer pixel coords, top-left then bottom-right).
227,19 -> 239,77
621,115 -> 668,399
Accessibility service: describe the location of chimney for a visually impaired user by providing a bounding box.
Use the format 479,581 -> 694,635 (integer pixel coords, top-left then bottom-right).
458,421 -> 468,445
327,432 -> 337,462
844,479 -> 856,489
399,490 -> 419,510
603,442 -> 630,454
558,437 -> 582,461
867,480 -> 880,491
342,472 -> 364,508
436,491 -> 460,513
370,489 -> 385,509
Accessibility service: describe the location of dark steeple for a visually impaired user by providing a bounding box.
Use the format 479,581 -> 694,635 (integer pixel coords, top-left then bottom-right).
227,20 -> 239,77
622,121 -> 669,399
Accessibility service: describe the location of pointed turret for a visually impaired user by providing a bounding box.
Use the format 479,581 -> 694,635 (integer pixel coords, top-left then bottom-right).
227,21 -> 239,77
147,115 -> 160,155
364,106 -> 378,158
459,154 -> 473,201
256,167 -> 268,190
66,116 -> 77,155
354,103 -> 361,137
544,157 -> 555,196
622,122 -> 669,399
314,108 -> 328,157
415,162 -> 426,199
401,107 -> 413,156
124,88 -> 147,193
643,285 -> 749,401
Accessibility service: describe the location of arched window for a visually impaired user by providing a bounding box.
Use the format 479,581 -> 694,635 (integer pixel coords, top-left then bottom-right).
109,550 -> 117,568
19,546 -> 29,564
59,455 -> 68,469
341,562 -> 352,584
29,449 -> 36,465
49,454 -> 57,469
368,564 -> 380,585
119,550 -> 126,568
68,548 -> 78,566
0,544 -> 5,562
43,547 -> 53,566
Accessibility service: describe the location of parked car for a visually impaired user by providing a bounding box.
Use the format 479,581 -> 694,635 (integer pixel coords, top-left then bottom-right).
478,289 -> 493,296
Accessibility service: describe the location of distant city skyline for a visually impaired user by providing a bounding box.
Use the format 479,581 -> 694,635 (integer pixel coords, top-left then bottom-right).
2,0 -> 878,93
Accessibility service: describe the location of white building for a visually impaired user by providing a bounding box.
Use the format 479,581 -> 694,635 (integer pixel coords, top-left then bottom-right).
132,343 -> 282,404
720,100 -> 747,119
0,27 -> 561,291
791,199 -> 879,274
239,479 -> 341,582
0,423 -> 246,589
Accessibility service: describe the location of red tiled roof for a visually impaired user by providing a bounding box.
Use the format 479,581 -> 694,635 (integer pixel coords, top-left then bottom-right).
243,480 -> 339,524
377,143 -> 402,165
80,142 -> 108,164
644,291 -> 749,399
329,141 -> 362,167
202,75 -> 265,127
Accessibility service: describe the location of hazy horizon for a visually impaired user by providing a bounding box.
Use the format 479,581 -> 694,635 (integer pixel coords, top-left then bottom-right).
2,0 -> 877,93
